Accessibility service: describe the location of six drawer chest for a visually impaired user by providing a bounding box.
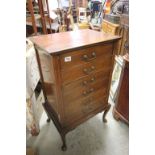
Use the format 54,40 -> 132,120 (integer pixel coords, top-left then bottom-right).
30,29 -> 120,151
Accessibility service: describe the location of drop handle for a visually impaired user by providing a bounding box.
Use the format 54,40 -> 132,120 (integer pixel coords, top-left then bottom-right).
83,68 -> 89,74
83,91 -> 88,96
83,81 -> 88,85
90,77 -> 95,82
83,78 -> 95,85
83,54 -> 88,61
83,88 -> 94,96
91,52 -> 96,58
89,88 -> 94,93
83,66 -> 95,74
91,66 -> 95,70
82,52 -> 96,61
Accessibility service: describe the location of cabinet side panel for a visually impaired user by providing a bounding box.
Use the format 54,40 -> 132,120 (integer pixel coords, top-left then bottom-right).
106,41 -> 120,102
52,56 -> 65,125
35,47 -> 59,115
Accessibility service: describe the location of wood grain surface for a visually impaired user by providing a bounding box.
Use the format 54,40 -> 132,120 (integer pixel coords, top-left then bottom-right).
30,29 -> 120,55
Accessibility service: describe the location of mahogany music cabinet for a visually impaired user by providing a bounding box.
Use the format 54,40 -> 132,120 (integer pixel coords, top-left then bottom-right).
30,29 -> 120,151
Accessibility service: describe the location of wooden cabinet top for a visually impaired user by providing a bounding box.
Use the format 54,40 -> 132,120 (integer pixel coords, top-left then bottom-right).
103,20 -> 120,27
30,29 -> 120,55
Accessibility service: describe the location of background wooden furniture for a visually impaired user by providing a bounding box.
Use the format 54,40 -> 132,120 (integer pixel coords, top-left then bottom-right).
113,54 -> 129,124
77,22 -> 90,29
110,0 -> 129,55
27,0 -> 38,35
102,19 -> 120,35
30,29 -> 120,151
72,0 -> 88,8
26,0 -> 52,36
117,14 -> 129,55
102,15 -> 129,56
110,55 -> 124,101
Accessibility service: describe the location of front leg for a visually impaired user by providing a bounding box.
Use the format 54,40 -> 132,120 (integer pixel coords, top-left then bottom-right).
46,117 -> 50,123
103,104 -> 111,123
60,133 -> 67,151
42,102 -> 51,123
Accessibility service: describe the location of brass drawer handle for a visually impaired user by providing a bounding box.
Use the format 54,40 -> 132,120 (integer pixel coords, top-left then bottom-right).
91,65 -> 95,70
90,88 -> 94,93
90,77 -> 95,82
91,52 -> 96,60
83,80 -> 88,85
82,88 -> 94,96
82,52 -> 96,61
83,66 -> 95,75
83,68 -> 89,74
82,77 -> 95,86
83,91 -> 88,96
83,54 -> 89,61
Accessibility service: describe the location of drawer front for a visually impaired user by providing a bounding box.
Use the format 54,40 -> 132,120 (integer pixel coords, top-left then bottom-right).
65,85 -> 108,107
63,70 -> 110,94
60,43 -> 113,71
64,94 -> 107,125
63,71 -> 110,104
61,54 -> 113,84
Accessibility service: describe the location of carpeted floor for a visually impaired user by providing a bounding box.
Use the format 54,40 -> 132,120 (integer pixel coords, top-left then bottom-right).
26,100 -> 129,155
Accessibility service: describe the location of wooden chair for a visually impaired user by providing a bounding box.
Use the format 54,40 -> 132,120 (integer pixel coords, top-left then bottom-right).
26,0 -> 52,36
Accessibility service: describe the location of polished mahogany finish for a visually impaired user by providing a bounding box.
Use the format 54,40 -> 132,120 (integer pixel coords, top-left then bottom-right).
30,29 -> 120,54
30,29 -> 120,151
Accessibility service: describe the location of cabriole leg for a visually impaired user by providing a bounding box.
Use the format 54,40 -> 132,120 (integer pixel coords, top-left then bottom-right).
46,117 -> 50,123
103,104 -> 111,123
60,133 -> 67,151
